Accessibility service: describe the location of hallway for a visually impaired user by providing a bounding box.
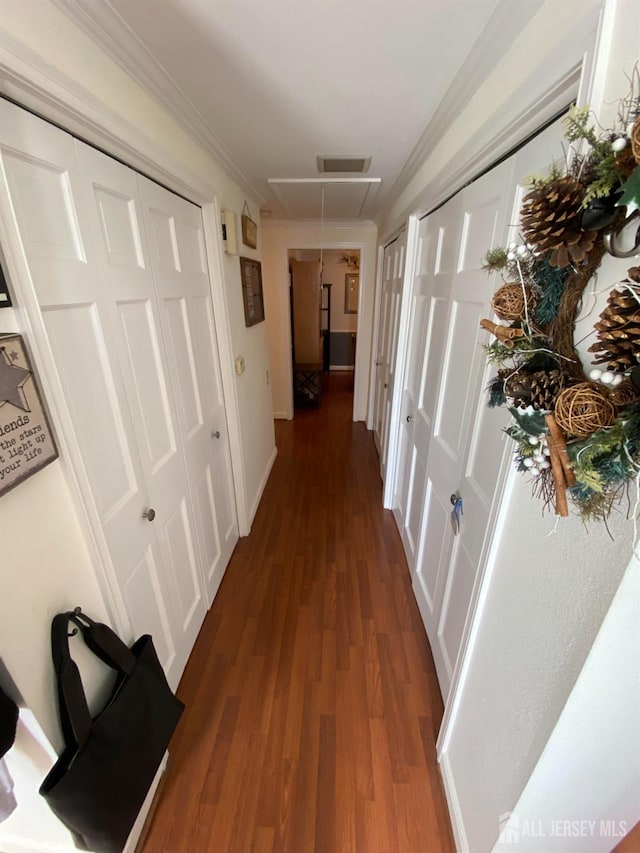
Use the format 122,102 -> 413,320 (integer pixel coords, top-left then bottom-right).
140,373 -> 455,852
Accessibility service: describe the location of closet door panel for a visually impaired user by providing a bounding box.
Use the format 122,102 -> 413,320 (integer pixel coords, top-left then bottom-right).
117,298 -> 177,467
139,176 -> 238,603
42,303 -> 138,520
0,106 -> 186,684
76,139 -> 208,683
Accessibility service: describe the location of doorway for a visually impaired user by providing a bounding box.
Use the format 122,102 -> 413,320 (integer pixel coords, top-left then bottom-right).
289,248 -> 360,411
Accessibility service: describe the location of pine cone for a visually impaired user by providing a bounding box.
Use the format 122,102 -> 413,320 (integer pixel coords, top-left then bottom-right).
506,369 -> 566,410
521,176 -> 597,268
588,283 -> 640,372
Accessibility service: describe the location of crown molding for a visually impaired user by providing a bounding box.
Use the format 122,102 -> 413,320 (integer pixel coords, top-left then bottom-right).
49,0 -> 266,205
378,0 -> 544,223
0,33 -> 219,205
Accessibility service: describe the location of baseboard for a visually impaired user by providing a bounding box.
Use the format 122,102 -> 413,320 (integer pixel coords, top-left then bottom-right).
329,365 -> 354,371
249,445 -> 277,526
273,410 -> 290,419
126,753 -> 168,853
439,751 -> 469,853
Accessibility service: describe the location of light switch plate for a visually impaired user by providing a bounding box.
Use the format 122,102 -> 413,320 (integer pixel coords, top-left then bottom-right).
235,356 -> 245,375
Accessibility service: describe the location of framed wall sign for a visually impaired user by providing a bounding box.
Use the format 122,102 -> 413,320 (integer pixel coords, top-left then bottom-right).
239,257 -> 265,327
0,334 -> 58,496
241,201 -> 257,249
345,273 -> 359,314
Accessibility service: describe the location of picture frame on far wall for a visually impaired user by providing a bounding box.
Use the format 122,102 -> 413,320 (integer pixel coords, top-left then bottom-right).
239,257 -> 265,327
345,273 -> 359,314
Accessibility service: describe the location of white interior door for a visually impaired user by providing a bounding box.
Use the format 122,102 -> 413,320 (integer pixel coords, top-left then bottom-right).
0,100 -> 238,689
75,141 -> 209,680
139,176 -> 238,604
395,121 -> 564,700
392,204 -> 458,570
372,232 -> 406,481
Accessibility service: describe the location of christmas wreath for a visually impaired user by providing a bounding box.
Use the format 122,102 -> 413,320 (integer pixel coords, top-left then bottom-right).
481,87 -> 640,523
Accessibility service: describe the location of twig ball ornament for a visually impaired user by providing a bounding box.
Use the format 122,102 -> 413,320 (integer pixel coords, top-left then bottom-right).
553,383 -> 616,438
491,283 -> 535,321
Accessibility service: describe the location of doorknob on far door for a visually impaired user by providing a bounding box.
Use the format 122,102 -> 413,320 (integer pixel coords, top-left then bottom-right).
384,382 -> 388,388
142,508 -> 156,522
212,430 -> 221,439
406,414 -> 414,422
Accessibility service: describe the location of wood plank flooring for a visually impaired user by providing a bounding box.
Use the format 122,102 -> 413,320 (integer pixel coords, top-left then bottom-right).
141,373 -> 454,852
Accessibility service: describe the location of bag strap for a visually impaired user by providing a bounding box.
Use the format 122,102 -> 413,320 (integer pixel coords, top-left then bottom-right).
51,610 -> 137,750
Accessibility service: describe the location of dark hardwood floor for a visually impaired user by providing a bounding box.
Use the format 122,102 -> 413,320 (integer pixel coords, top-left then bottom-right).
141,372 -> 455,852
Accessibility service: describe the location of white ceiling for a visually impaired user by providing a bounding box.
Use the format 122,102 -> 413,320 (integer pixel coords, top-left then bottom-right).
68,0 -> 542,222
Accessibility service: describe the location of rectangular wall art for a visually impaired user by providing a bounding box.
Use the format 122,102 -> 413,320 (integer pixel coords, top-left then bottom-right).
0,334 -> 58,497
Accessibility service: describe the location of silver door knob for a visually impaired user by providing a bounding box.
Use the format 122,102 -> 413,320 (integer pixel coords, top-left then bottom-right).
406,415 -> 414,422
142,508 -> 156,522
212,430 -> 221,439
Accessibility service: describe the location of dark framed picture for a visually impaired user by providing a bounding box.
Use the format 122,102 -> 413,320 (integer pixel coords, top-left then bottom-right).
345,273 -> 359,314
0,333 -> 58,496
239,257 -> 265,327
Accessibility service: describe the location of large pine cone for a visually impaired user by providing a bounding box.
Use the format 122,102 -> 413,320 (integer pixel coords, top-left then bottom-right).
588,283 -> 640,372
506,369 -> 567,410
521,176 -> 596,268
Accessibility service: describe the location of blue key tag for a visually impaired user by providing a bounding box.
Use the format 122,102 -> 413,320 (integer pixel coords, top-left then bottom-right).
450,495 -> 463,535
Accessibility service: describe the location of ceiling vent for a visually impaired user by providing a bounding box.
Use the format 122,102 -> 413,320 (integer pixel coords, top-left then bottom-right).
316,155 -> 372,174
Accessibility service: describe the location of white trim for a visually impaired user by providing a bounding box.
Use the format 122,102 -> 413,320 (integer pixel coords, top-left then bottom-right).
202,201 -> 250,535
378,55 -> 588,243
122,754 -> 168,853
286,239 -> 370,423
385,0 -> 545,217
382,214 -> 419,509
0,40 -> 249,612
329,365 -> 354,372
273,410 -> 289,420
48,0 -> 264,206
366,244 -> 384,431
249,446 -> 277,524
439,751 -> 470,853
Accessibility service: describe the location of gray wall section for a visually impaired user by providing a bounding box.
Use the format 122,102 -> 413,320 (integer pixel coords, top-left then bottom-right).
329,331 -> 356,366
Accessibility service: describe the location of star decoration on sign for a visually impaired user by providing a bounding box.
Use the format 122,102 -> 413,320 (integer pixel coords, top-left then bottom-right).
0,346 -> 31,412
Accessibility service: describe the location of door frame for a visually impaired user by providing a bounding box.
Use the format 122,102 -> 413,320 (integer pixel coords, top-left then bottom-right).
381,49 -> 597,759
0,50 -> 248,636
282,240 -> 369,422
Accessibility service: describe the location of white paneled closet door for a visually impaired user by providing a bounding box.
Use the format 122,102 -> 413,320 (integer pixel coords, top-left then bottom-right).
0,100 -> 237,689
372,232 -> 406,482
138,176 -> 237,603
75,141 -> 208,683
394,120 -> 564,700
393,161 -> 514,697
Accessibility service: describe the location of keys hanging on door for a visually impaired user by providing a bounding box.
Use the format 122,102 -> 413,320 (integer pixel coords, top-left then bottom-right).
450,494 -> 463,535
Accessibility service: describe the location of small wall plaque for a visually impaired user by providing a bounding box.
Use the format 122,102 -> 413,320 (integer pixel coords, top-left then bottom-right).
0,334 -> 58,496
239,257 -> 265,327
241,201 -> 257,249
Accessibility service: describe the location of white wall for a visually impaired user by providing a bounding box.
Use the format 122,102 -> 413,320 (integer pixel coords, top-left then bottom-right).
260,221 -> 376,419
0,0 -> 275,748
494,549 -> 639,852
321,251 -> 359,335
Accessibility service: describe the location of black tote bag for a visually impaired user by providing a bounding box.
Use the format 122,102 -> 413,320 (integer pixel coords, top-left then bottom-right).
40,608 -> 184,852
